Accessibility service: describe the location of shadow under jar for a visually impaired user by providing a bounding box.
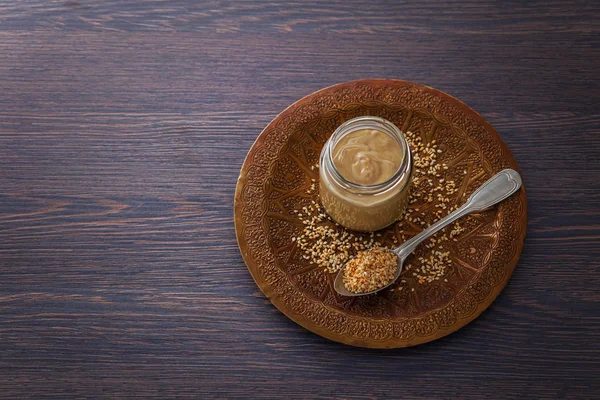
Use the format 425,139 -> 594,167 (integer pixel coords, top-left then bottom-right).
319,116 -> 413,232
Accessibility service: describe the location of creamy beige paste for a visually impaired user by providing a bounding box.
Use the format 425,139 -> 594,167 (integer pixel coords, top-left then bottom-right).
320,127 -> 411,231
332,129 -> 403,185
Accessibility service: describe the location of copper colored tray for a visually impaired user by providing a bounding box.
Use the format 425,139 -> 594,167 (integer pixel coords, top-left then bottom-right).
234,79 -> 527,348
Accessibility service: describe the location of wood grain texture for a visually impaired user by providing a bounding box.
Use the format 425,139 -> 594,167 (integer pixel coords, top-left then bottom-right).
0,0 -> 599,398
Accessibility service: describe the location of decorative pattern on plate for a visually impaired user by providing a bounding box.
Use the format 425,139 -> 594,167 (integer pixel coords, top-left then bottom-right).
234,80 -> 527,348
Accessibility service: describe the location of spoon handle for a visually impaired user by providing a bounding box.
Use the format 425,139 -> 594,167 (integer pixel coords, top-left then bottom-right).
394,169 -> 522,259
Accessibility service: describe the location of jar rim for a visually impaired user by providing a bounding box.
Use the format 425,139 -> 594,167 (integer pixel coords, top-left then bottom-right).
321,116 -> 412,195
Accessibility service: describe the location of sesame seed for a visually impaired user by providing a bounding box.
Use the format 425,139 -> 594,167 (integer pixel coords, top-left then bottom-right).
343,247 -> 397,293
291,130 -> 466,288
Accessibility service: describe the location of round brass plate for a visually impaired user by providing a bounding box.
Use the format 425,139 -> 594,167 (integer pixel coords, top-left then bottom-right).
234,79 -> 527,348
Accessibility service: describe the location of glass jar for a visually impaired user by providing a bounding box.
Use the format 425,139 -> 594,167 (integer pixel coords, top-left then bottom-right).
319,116 -> 412,232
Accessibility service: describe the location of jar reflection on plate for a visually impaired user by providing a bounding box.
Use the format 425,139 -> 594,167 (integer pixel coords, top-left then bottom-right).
319,116 -> 413,232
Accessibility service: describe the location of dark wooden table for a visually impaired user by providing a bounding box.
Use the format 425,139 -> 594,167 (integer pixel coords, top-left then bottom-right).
1,1 -> 598,398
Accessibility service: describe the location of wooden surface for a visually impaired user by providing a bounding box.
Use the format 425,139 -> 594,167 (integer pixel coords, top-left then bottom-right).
0,1 -> 598,398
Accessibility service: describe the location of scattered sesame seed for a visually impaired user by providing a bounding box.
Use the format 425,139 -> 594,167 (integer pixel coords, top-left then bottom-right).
291,131 -> 469,288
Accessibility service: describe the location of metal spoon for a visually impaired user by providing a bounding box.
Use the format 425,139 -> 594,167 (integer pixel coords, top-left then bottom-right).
334,169 -> 523,297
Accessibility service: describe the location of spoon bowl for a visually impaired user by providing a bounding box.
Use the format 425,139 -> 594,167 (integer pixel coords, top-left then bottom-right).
333,248 -> 404,297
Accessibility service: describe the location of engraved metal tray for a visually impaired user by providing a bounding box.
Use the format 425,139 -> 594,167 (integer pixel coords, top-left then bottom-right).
234,79 -> 527,348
